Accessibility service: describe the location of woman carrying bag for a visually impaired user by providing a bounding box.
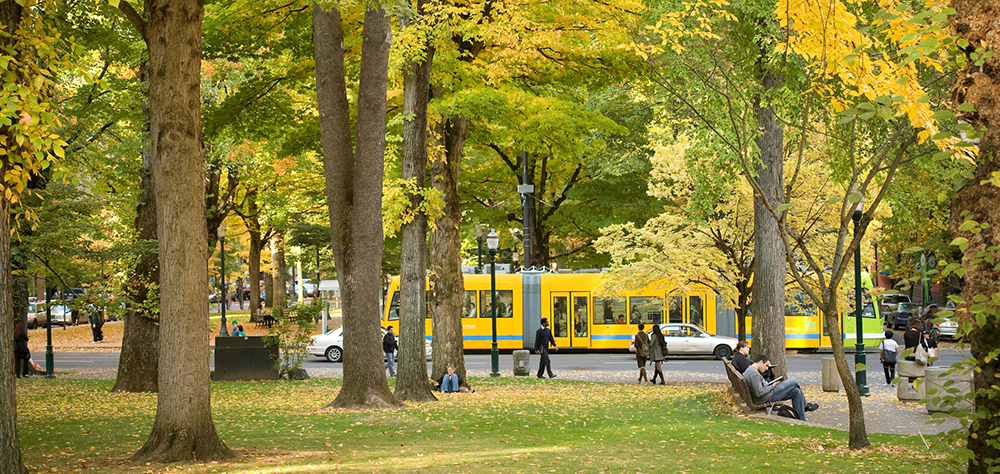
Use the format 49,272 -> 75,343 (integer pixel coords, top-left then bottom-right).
649,324 -> 667,385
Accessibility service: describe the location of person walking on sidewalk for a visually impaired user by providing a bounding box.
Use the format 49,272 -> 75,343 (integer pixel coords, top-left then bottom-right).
534,318 -> 558,378
383,326 -> 398,377
649,324 -> 667,385
879,330 -> 900,386
634,323 -> 649,384
89,311 -> 104,343
14,321 -> 30,377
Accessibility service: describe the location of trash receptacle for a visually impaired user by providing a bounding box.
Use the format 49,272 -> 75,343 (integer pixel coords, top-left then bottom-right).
513,350 -> 530,376
822,357 -> 840,392
214,336 -> 279,381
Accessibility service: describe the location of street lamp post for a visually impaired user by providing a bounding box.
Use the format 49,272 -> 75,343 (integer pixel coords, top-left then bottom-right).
44,286 -> 54,378
218,224 -> 229,337
475,224 -> 485,273
487,229 -> 500,377
852,200 -> 869,396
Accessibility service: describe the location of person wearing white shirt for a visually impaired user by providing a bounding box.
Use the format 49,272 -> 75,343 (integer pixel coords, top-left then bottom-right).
879,330 -> 901,386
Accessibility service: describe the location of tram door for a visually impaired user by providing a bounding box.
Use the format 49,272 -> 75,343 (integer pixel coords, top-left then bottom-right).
551,293 -> 591,348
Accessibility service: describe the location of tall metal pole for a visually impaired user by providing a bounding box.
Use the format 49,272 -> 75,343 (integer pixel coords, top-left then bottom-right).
490,247 -> 500,377
520,151 -> 533,269
219,231 -> 228,336
44,286 -> 54,378
475,224 -> 484,273
853,208 -> 869,396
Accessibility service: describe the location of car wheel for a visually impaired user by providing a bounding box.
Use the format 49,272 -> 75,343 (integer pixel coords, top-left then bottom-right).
27,319 -> 35,330
714,345 -> 732,360
325,346 -> 343,363
930,327 -> 941,339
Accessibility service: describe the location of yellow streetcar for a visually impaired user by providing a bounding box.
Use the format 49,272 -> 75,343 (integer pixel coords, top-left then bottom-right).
381,269 -> 716,351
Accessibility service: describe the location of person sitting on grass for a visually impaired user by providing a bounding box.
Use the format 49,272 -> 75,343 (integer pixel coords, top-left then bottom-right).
742,354 -> 819,421
433,365 -> 469,393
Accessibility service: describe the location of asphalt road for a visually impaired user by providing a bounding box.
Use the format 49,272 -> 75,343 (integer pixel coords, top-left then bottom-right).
47,349 -> 970,384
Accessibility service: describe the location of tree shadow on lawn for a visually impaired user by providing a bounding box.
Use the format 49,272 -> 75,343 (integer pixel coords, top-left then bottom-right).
14,378 -> 954,473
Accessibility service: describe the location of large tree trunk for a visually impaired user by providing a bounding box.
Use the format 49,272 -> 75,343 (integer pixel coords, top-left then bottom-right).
271,230 -> 287,317
131,0 -> 234,463
114,143 -> 160,393
950,3 -> 1000,470
0,2 -> 27,471
429,115 -> 468,382
247,194 -> 262,322
314,3 -> 402,409
0,194 -> 25,474
395,7 -> 436,403
822,300 -> 870,449
750,68 -> 787,377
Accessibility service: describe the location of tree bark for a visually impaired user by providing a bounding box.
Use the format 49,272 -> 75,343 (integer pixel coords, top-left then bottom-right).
429,115 -> 469,382
0,2 -> 28,471
246,192 -> 262,321
271,230 -> 287,317
750,68 -> 787,377
395,7 -> 437,402
314,3 -> 402,409
131,0 -> 234,463
113,142 -> 160,393
821,300 -> 870,449
950,3 -> 1000,470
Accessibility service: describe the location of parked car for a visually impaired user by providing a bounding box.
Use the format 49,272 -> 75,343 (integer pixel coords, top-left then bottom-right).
26,300 -> 44,329
887,302 -> 921,330
879,294 -> 911,319
307,326 -> 432,363
628,323 -> 738,360
28,303 -> 73,328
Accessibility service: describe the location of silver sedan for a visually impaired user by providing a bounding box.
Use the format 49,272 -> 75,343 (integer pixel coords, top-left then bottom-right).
629,323 -> 738,359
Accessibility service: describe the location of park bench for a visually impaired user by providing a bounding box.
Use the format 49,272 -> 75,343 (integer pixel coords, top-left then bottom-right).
724,361 -> 787,414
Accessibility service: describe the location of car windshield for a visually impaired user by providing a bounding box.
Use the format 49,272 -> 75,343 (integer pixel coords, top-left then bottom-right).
896,303 -> 919,311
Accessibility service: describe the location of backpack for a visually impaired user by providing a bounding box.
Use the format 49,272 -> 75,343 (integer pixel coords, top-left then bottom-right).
772,404 -> 799,419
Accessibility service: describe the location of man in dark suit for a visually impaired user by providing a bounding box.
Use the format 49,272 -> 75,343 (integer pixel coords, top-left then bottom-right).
534,317 -> 558,378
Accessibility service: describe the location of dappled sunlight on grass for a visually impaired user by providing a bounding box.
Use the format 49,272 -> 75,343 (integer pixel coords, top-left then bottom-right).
14,377 -> 957,473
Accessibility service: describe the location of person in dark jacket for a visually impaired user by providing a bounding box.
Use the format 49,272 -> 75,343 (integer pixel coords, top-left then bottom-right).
649,324 -> 667,385
89,311 -> 104,343
534,318 -> 558,378
383,326 -> 398,377
732,341 -> 752,374
903,323 -> 921,361
634,323 -> 649,384
14,320 -> 30,377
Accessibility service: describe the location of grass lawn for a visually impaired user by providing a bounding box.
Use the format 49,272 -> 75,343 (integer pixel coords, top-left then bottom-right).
14,377 -> 956,473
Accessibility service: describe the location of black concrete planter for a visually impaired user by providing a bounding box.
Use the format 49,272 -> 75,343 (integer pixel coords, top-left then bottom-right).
214,336 -> 279,381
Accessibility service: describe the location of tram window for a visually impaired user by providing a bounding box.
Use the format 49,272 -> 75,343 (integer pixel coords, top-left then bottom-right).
594,297 -> 627,324
668,296 -> 683,323
387,292 -> 400,321
462,291 -> 477,319
552,296 -> 569,337
479,290 -> 513,318
689,295 -> 704,327
630,296 -> 664,324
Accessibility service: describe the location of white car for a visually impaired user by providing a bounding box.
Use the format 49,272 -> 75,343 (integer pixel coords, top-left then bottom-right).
628,323 -> 738,359
307,327 -> 432,362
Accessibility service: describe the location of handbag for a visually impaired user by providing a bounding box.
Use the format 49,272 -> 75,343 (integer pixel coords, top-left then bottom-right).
881,344 -> 897,364
915,344 -> 928,365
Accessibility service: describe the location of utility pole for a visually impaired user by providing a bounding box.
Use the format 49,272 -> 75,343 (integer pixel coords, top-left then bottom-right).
518,151 -> 533,269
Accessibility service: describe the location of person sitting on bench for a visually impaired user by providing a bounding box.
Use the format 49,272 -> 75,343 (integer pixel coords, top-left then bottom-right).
742,354 -> 818,421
